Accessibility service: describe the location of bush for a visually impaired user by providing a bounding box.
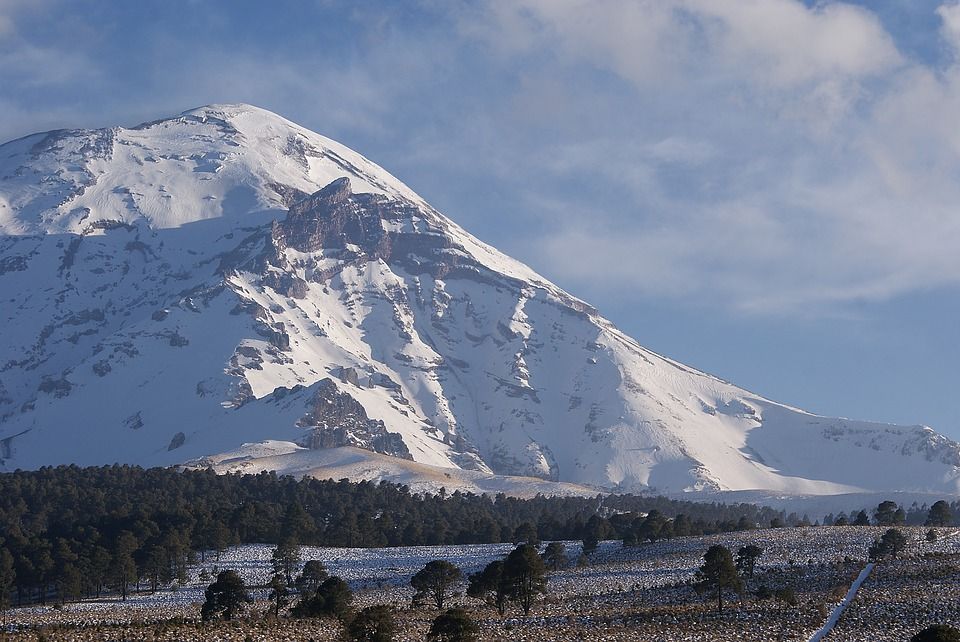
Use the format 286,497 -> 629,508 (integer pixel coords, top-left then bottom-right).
427,608 -> 479,642
774,587 -> 797,607
291,576 -> 353,620
912,624 -> 960,642
347,605 -> 396,642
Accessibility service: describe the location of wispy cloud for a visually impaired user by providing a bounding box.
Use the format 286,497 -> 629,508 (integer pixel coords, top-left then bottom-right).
449,0 -> 960,314
1,0 -> 959,317
938,0 -> 960,54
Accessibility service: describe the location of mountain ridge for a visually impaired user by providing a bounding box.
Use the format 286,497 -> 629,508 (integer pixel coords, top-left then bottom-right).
1,103 -> 957,497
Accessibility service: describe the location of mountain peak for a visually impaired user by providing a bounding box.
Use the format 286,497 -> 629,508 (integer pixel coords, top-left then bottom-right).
300,176 -> 353,208
178,103 -> 294,125
2,105 -> 959,498
0,104 -> 423,235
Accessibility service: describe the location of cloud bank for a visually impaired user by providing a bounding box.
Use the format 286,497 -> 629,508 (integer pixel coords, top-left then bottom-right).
1,0 -> 959,315
452,0 -> 960,314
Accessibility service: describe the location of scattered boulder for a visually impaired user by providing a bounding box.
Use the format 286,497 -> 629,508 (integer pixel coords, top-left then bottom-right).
338,366 -> 360,386
124,412 -> 144,430
168,431 -> 186,451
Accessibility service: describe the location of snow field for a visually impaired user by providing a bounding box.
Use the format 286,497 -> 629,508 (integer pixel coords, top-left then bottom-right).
8,526 -> 958,639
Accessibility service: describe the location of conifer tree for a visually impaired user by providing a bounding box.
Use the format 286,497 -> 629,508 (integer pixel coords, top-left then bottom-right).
695,545 -> 743,613
543,542 -> 568,572
201,570 -> 250,621
271,538 -> 301,587
268,573 -> 290,617
347,605 -> 396,642
467,560 -> 508,615
503,543 -> 547,615
926,501 -> 953,527
411,560 -> 462,610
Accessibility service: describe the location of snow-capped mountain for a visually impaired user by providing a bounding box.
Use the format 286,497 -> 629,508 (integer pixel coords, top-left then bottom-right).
1,103 -> 958,496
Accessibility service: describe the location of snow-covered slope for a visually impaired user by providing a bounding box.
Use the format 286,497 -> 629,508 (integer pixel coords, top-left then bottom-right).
181,441 -> 597,499
1,103 -> 958,496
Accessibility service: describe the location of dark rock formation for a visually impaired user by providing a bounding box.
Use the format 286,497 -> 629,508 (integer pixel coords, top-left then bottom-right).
269,178 -> 522,285
168,431 -> 186,451
297,378 -> 412,460
337,366 -> 360,386
261,271 -> 309,299
124,412 -> 144,430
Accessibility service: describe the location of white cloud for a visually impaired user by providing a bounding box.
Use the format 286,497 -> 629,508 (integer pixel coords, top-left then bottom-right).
481,1 -> 901,87
454,0 -> 960,314
938,1 -> 960,55
0,43 -> 99,87
0,0 -> 55,41
2,0 -> 959,317
686,0 -> 902,86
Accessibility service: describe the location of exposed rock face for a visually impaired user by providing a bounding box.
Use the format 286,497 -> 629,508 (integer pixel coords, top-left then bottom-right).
297,379 -> 412,460
273,177 -> 392,256
270,178 -> 504,285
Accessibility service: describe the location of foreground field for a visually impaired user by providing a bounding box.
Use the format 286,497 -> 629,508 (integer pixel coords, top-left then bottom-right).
4,526 -> 958,641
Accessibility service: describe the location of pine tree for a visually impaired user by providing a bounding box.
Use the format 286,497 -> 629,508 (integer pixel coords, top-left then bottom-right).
268,574 -> 290,617
282,503 -> 316,542
292,576 -> 353,620
512,522 -> 539,546
297,560 -> 329,593
411,560 -> 462,610
0,547 -> 14,622
271,538 -> 301,587
111,532 -> 138,601
581,515 -> 609,555
926,500 -> 953,527
695,545 -> 743,613
347,605 -> 396,642
869,528 -> 908,561
874,501 -> 899,526
467,560 -> 508,615
636,510 -> 668,542
503,544 -> 547,615
735,545 -> 762,579
201,570 -> 250,621
542,542 -> 568,572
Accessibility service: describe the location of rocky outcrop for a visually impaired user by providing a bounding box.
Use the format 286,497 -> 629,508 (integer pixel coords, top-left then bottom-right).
272,177 -> 392,256
297,378 -> 413,460
269,178 -> 523,286
168,431 -> 186,451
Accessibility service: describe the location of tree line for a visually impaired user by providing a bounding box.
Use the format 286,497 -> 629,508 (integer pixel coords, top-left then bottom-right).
0,464 -> 786,608
1,464 -> 952,610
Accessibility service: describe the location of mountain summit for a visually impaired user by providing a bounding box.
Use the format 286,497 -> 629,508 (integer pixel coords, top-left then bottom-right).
1,104 -> 957,496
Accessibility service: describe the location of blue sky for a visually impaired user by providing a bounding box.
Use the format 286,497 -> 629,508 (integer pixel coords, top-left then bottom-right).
2,0 -> 959,436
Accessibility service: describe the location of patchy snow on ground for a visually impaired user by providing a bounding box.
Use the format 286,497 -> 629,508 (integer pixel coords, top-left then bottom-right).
9,526 -> 960,637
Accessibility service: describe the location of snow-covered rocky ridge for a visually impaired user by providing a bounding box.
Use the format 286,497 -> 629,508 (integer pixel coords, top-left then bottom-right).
1,103 -> 958,496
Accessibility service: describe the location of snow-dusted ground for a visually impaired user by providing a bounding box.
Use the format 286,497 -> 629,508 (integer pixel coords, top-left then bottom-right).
9,526 -> 959,632
823,532 -> 960,640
